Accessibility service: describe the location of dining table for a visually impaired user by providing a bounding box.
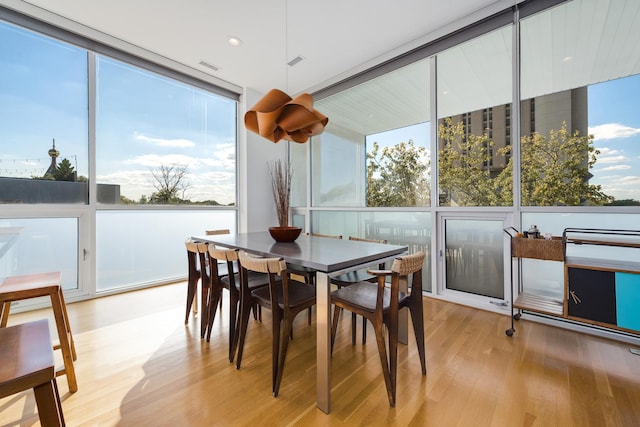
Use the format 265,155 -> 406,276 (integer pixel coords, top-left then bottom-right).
192,231 -> 408,413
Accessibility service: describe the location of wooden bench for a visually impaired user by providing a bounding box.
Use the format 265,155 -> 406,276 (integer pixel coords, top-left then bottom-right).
0,319 -> 65,426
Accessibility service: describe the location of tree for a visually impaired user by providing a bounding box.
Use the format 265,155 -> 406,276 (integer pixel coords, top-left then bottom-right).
148,164 -> 190,204
437,118 -> 503,206
366,140 -> 430,207
53,158 -> 76,181
518,123 -> 612,206
437,118 -> 613,206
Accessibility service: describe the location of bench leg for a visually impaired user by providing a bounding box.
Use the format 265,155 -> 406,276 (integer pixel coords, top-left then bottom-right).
50,292 -> 78,393
34,379 -> 65,427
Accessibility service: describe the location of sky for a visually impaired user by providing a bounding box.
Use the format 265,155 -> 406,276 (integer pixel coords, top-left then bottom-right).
0,21 -> 237,205
2,20 -> 640,205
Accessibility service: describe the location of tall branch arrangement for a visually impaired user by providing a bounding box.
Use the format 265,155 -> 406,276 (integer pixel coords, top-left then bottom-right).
269,159 -> 291,227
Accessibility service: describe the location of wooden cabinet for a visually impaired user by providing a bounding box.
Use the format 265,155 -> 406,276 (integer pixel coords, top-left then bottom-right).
505,227 -> 640,337
566,260 -> 640,334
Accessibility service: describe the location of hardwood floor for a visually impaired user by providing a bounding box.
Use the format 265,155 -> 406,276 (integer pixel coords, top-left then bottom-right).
1,282 -> 639,426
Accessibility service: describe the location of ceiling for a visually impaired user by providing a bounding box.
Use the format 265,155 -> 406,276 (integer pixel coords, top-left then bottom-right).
2,0 -> 510,95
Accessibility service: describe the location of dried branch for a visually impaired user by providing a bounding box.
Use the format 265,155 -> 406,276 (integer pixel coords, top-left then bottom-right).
269,159 -> 291,227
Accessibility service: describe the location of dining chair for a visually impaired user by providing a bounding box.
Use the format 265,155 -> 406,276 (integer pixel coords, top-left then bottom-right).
331,236 -> 388,345
235,251 -> 316,397
330,251 -> 426,407
205,245 -> 268,362
184,239 -> 207,328
189,240 -> 213,338
205,229 -> 231,311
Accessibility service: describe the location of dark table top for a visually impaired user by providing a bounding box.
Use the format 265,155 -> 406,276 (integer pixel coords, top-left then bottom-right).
192,231 -> 407,274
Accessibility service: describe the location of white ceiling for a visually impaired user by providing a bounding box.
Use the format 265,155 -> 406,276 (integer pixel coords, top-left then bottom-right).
2,0 -> 511,95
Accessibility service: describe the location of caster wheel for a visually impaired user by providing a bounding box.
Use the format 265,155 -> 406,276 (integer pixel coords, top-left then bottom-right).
506,329 -> 514,337
513,313 -> 521,321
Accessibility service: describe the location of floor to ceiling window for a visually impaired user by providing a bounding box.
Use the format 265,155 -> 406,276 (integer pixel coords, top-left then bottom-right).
518,0 -> 640,302
301,58 -> 432,290
298,0 -> 640,323
0,20 -> 88,292
0,11 -> 239,297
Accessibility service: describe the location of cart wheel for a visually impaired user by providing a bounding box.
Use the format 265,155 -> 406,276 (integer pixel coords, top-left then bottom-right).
506,329 -> 514,337
513,313 -> 521,321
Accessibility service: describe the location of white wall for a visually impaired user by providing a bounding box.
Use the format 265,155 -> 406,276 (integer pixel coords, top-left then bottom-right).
239,88 -> 287,232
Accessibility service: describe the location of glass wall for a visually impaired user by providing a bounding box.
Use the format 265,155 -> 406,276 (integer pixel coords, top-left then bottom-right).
436,26 -> 513,207
96,210 -> 236,291
304,0 -> 640,327
520,0 -> 640,206
0,12 -> 239,297
0,21 -> 88,204
96,57 -> 237,206
311,210 -> 431,291
0,218 -> 78,291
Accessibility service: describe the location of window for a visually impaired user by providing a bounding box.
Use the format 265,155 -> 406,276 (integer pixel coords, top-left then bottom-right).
314,58 -> 431,208
436,26 -> 513,207
520,0 -> 640,206
96,57 -> 237,206
0,21 -> 88,204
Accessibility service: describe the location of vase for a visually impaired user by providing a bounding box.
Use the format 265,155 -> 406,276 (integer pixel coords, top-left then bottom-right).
268,226 -> 302,242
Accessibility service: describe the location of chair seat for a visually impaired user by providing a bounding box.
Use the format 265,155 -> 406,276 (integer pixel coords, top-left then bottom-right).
331,282 -> 408,313
252,279 -> 316,309
332,270 -> 376,286
216,261 -> 229,278
221,270 -> 266,291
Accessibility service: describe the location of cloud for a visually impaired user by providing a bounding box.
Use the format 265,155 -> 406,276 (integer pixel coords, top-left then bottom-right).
589,123 -> 640,140
596,155 -> 628,164
597,165 -> 631,171
134,133 -> 195,148
596,147 -> 620,156
125,154 -> 199,168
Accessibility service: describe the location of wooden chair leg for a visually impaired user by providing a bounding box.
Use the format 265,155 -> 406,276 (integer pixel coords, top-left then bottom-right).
227,291 -> 240,362
185,278 -> 197,324
362,316 -> 367,344
0,300 -> 9,327
50,291 -> 78,393
205,287 -> 222,343
351,312 -> 357,345
373,319 -> 394,407
57,290 -> 76,361
409,304 -> 427,375
234,298 -> 253,369
331,306 -> 341,353
271,312 -> 282,396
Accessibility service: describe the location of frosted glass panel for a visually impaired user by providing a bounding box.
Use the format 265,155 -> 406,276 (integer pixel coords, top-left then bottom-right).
445,219 -> 504,298
0,218 -> 78,290
96,210 -> 235,291
311,131 -> 362,206
311,210 -> 431,291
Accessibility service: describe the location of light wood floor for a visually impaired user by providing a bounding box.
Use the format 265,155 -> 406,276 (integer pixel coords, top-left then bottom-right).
2,282 -> 640,426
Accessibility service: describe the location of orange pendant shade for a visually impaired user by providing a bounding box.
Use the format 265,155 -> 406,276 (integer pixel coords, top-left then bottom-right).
244,88 -> 328,143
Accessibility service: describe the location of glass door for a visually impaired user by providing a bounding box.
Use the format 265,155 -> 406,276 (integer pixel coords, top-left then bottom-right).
438,213 -> 511,308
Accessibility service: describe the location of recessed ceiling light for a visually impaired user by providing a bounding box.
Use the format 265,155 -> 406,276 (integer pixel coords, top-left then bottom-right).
562,56 -> 573,62
227,36 -> 242,47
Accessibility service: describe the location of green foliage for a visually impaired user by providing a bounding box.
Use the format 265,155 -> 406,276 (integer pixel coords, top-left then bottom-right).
437,118 -> 613,206
366,140 -> 430,207
53,158 -> 76,181
519,123 -> 612,206
437,118 -> 501,206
